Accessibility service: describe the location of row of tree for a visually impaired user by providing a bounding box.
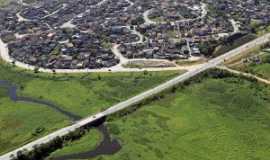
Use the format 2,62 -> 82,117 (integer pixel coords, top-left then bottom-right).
10,128 -> 87,160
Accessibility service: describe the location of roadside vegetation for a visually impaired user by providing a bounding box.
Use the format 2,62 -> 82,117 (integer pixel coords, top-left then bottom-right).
48,129 -> 101,158
49,70 -> 270,160
212,33 -> 257,57
228,43 -> 270,80
175,58 -> 206,66
240,52 -> 270,79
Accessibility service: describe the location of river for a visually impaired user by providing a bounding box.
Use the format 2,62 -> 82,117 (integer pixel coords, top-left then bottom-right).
0,80 -> 121,159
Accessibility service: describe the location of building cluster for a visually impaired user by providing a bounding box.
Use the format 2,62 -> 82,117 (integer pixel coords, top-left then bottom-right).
0,0 -> 269,69
205,0 -> 270,31
8,29 -> 119,69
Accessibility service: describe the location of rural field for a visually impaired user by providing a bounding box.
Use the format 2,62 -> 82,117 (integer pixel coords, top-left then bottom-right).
49,129 -> 102,158
0,89 -> 70,154
230,47 -> 270,80
0,61 -> 182,116
49,72 -> 270,160
0,61 -> 181,154
246,52 -> 270,79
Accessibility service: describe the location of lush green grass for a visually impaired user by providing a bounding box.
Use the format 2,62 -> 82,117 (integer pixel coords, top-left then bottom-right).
48,75 -> 270,160
0,61 -> 181,154
0,62 -> 182,117
0,72 -> 70,154
0,96 -> 70,154
233,51 -> 270,80
247,52 -> 270,79
49,129 -> 102,158
20,72 -> 182,116
249,62 -> 270,79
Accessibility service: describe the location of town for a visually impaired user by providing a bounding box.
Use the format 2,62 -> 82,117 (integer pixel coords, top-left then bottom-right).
0,0 -> 269,69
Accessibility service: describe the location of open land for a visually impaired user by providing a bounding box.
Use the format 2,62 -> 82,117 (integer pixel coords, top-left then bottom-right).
228,42 -> 270,80
49,129 -> 102,158
0,60 -> 181,154
0,90 -> 70,155
48,72 -> 270,160
0,60 -> 182,116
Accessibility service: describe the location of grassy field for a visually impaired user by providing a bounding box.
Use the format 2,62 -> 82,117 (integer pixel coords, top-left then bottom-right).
102,76 -> 270,160
49,129 -> 102,158
0,75 -> 70,155
0,61 -> 182,117
51,73 -> 270,160
0,61 -> 181,154
0,93 -> 70,154
230,49 -> 270,80
245,51 -> 270,79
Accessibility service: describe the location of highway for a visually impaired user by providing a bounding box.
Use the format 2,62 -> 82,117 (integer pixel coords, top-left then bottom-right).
0,33 -> 270,160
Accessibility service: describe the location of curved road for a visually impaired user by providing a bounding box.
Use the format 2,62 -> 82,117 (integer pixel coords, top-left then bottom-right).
1,33 -> 270,160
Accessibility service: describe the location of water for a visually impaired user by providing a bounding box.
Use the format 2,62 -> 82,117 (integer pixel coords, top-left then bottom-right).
53,124 -> 121,160
0,80 -> 81,121
0,80 -> 122,159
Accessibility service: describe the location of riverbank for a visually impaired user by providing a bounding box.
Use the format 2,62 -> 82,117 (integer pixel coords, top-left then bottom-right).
0,86 -> 70,154
37,68 -> 270,160
0,60 -> 182,155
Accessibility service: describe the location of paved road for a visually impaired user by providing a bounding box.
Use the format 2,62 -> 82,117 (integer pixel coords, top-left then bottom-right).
143,9 -> 157,25
143,2 -> 207,25
1,33 -> 270,160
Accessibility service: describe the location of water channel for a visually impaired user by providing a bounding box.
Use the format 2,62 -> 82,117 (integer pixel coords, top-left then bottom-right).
0,80 -> 121,159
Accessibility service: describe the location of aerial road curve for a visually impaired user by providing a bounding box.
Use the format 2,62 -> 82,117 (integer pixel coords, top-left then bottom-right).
1,33 -> 270,160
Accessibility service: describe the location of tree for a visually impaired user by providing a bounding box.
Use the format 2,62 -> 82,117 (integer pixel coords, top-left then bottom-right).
98,74 -> 101,80
34,67 -> 39,73
143,70 -> 148,75
12,60 -> 16,67
131,17 -> 145,26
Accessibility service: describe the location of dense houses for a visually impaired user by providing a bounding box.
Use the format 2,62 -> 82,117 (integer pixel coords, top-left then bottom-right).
0,0 -> 269,69
8,29 -> 120,69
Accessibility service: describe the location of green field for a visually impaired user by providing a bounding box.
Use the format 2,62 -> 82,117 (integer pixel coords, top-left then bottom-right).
0,92 -> 70,154
50,73 -> 270,160
0,61 -> 181,154
232,49 -> 270,80
103,75 -> 270,160
49,129 -> 102,158
0,63 -> 182,117
245,51 -> 270,79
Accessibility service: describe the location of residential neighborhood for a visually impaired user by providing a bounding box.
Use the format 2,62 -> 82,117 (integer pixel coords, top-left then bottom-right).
0,0 -> 269,69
